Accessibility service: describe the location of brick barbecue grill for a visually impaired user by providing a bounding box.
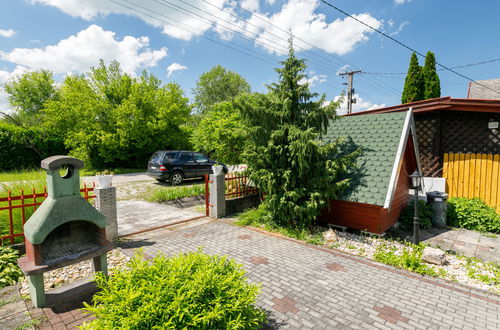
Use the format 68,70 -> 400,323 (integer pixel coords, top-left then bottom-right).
17,156 -> 113,308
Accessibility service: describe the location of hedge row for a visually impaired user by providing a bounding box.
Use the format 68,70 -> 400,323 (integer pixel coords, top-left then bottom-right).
0,123 -> 65,170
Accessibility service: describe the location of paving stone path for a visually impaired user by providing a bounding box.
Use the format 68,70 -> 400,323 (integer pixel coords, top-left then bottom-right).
4,219 -> 500,329
119,220 -> 500,329
422,228 -> 499,263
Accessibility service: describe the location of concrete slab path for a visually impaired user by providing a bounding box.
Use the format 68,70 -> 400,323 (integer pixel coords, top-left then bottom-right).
116,200 -> 202,236
422,228 -> 499,263
119,220 -> 500,329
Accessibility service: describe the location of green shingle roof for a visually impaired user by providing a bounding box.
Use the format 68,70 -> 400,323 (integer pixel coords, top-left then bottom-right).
324,111 -> 408,206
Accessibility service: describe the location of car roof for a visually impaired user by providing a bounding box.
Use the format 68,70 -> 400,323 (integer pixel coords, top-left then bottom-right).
154,150 -> 204,154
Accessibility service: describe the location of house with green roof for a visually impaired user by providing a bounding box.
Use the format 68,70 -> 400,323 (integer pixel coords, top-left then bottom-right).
320,109 -> 421,234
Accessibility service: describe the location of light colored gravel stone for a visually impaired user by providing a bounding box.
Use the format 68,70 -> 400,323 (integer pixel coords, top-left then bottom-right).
19,248 -> 130,296
323,229 -> 500,294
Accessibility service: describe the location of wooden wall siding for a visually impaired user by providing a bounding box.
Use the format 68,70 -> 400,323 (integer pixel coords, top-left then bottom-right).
443,153 -> 500,213
320,200 -> 385,234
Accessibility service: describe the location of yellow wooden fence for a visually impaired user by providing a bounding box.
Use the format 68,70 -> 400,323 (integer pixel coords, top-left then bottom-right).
443,153 -> 500,213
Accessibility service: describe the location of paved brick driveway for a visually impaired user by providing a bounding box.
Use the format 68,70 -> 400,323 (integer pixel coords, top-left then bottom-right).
120,220 -> 500,329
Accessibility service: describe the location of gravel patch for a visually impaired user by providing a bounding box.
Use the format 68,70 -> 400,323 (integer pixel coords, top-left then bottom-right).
324,229 -> 500,294
20,248 -> 130,296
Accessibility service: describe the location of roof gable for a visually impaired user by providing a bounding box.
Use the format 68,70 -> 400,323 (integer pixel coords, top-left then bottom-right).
324,111 -> 412,207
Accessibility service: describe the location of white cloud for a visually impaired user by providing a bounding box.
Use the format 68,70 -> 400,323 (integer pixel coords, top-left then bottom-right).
394,0 -> 411,4
0,66 -> 30,85
31,0 -> 229,41
245,0 -> 382,55
0,25 -> 167,75
166,63 -> 188,78
241,0 -> 259,12
389,21 -> 409,36
336,64 -> 351,75
0,29 -> 17,38
32,0 -> 381,56
298,71 -> 326,87
334,93 -> 385,115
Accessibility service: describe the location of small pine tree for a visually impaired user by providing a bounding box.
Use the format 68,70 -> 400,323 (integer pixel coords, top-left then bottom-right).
422,51 -> 441,99
238,39 -> 354,228
401,52 -> 424,103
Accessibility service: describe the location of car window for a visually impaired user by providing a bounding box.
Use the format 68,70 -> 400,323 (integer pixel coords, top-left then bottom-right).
179,153 -> 194,162
163,152 -> 176,162
149,152 -> 165,164
193,154 -> 209,163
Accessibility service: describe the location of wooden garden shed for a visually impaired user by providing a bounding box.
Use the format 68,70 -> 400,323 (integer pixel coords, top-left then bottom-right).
349,97 -> 500,212
320,110 -> 421,234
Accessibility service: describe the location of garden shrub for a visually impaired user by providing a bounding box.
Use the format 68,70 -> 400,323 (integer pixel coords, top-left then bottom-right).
82,249 -> 266,329
373,243 -> 436,276
447,197 -> 500,233
398,200 -> 433,231
0,246 -> 23,288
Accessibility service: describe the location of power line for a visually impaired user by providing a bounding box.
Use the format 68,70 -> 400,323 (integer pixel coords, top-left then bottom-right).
319,0 -> 500,97
109,0 -> 401,99
362,57 -> 500,75
225,0 -> 401,97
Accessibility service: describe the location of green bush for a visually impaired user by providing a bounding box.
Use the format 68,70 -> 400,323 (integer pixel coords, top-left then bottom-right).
0,246 -> 23,289
373,243 -> 436,276
398,200 -> 433,231
0,123 -> 65,171
82,249 -> 266,329
447,198 -> 500,233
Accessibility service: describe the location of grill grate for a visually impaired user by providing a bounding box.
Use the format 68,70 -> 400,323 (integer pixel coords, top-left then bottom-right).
41,240 -> 100,262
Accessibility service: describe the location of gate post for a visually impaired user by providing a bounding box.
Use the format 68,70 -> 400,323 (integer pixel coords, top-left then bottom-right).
95,186 -> 118,241
209,172 -> 225,218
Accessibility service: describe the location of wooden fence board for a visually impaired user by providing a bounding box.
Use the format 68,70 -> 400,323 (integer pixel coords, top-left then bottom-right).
444,152 -> 500,213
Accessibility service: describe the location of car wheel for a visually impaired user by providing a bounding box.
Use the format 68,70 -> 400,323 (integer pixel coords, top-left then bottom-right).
170,171 -> 184,185
156,179 -> 166,183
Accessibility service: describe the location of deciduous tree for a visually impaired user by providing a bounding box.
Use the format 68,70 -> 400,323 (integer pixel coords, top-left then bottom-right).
190,101 -> 247,164
4,70 -> 58,125
192,65 -> 250,114
43,60 -> 192,168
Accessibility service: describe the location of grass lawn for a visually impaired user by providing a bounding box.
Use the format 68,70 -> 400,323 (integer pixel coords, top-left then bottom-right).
0,168 -> 145,182
147,184 -> 205,203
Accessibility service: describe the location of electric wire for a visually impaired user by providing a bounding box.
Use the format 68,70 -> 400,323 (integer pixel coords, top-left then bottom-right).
110,0 -> 401,99
319,0 -> 500,96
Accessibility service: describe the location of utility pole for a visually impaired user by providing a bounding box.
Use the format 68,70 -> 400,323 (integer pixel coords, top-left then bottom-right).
338,70 -> 361,114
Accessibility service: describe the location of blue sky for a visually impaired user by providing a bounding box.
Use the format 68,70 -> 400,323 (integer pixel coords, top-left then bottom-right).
1,0 -> 500,114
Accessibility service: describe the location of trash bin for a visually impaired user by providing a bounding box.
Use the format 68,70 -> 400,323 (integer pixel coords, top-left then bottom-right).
426,191 -> 448,228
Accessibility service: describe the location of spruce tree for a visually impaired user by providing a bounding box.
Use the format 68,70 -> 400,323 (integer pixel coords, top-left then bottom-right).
238,40 -> 354,228
422,51 -> 441,99
401,52 -> 424,103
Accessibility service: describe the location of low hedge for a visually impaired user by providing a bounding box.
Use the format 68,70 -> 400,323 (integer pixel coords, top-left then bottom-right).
82,249 -> 266,329
447,197 -> 500,233
0,246 -> 23,289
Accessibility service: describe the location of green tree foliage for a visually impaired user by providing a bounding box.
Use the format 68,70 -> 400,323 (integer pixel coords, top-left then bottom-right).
422,51 -> 441,99
4,70 -> 58,124
43,60 -> 191,168
190,101 -> 247,164
238,41 -> 354,228
402,52 -> 424,103
192,65 -> 250,114
0,122 -> 65,170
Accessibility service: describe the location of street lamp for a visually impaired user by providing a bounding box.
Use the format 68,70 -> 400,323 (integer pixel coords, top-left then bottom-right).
410,170 -> 423,244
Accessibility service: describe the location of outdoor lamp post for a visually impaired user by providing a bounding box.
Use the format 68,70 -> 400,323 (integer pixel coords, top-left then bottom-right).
410,170 -> 423,244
